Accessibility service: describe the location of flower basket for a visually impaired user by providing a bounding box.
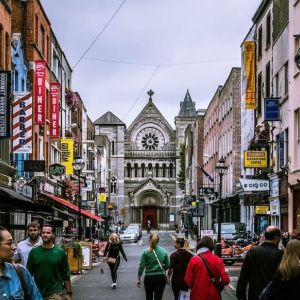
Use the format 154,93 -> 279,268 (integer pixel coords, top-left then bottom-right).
65,88 -> 78,111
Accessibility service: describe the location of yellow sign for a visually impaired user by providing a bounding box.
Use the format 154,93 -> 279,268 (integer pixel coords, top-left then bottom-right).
255,206 -> 269,215
98,193 -> 106,202
60,138 -> 74,175
244,151 -> 268,168
243,41 -> 256,109
191,201 -> 196,207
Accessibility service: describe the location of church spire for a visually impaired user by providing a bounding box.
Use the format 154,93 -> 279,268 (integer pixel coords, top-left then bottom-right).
177,89 -> 197,117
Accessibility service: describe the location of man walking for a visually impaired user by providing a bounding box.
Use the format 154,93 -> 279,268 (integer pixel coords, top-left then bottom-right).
0,227 -> 42,299
236,226 -> 283,300
27,224 -> 72,300
14,221 -> 42,267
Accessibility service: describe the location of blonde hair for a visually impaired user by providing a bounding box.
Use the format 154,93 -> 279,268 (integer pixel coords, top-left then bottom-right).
109,233 -> 120,244
148,233 -> 159,252
279,239 -> 300,280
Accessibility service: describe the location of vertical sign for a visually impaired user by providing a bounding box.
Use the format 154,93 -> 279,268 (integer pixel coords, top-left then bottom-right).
264,97 -> 280,121
12,92 -> 33,153
60,138 -> 74,175
243,41 -> 256,109
34,60 -> 46,124
0,71 -> 11,138
50,83 -> 60,138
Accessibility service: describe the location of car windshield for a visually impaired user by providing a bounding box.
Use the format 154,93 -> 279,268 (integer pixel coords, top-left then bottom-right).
124,229 -> 136,234
221,224 -> 236,234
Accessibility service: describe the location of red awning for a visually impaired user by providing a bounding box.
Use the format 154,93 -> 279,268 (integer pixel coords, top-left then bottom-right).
42,193 -> 102,222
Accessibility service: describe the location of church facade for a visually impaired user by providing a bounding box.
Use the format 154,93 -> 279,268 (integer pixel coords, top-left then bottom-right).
94,90 -> 197,229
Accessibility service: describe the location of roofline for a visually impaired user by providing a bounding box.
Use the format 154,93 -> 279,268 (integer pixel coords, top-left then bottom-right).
252,0 -> 271,23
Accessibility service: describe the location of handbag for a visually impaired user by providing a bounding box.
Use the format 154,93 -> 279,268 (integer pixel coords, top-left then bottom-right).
198,255 -> 224,293
179,290 -> 190,300
107,257 -> 117,264
153,249 -> 170,285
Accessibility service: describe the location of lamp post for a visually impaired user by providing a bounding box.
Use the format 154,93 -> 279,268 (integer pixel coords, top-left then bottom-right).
72,155 -> 85,241
215,156 -> 228,257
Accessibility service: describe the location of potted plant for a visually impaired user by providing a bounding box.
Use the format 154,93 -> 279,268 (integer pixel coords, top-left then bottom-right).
61,240 -> 83,274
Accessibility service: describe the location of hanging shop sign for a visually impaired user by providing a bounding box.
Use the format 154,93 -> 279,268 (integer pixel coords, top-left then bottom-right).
255,205 -> 269,215
24,160 -> 45,172
60,138 -> 74,175
49,163 -> 65,176
49,83 -> 60,138
34,60 -> 46,125
244,151 -> 268,168
0,71 -> 11,138
239,178 -> 269,192
243,41 -> 256,109
12,92 -> 33,153
265,97 -> 280,121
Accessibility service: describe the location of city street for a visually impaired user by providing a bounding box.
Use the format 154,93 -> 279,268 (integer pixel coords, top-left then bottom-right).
72,231 -> 241,299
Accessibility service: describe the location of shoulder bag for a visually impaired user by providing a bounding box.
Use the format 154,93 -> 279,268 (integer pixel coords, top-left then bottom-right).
153,249 -> 170,285
107,243 -> 119,265
13,263 -> 29,300
198,255 -> 223,294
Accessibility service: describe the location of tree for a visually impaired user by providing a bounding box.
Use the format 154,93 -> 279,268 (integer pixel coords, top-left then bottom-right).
177,143 -> 185,191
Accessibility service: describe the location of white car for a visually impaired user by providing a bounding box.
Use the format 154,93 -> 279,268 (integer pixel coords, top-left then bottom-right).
127,223 -> 142,239
120,228 -> 139,243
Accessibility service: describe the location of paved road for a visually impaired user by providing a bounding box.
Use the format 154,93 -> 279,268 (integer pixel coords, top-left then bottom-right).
72,231 -> 241,299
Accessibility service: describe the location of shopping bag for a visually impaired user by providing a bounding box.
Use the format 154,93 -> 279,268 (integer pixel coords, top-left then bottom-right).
179,290 -> 190,300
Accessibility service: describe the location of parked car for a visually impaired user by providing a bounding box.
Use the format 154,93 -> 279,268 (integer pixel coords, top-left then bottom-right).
120,228 -> 139,243
213,222 -> 247,241
127,223 -> 142,239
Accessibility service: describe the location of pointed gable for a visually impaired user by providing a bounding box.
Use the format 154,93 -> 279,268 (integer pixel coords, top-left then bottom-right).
177,90 -> 197,117
94,111 -> 125,127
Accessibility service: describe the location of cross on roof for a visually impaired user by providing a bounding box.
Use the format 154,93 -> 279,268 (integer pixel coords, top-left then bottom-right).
147,89 -> 154,101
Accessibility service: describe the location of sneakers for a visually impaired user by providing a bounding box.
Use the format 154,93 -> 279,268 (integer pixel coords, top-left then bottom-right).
111,283 -> 117,289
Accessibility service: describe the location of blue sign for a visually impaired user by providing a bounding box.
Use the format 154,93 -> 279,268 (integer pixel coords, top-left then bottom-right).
265,98 -> 280,121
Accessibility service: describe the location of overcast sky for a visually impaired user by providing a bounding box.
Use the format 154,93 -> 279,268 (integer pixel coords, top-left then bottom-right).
40,0 -> 261,128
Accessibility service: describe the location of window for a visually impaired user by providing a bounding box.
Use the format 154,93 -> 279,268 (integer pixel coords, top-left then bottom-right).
169,163 -> 173,178
141,163 -> 145,177
257,73 -> 262,115
14,70 -> 18,91
110,176 -> 117,194
258,26 -> 262,58
134,163 -> 138,177
266,13 -> 271,47
0,25 -> 3,69
51,46 -> 60,78
162,163 -> 166,177
111,141 -> 115,155
284,63 -> 288,95
277,132 -> 284,170
275,73 -> 279,97
40,25 -> 45,56
266,62 -> 271,97
296,109 -> 300,143
35,15 -> 38,44
127,163 -> 131,178
155,163 -> 159,177
21,79 -> 25,92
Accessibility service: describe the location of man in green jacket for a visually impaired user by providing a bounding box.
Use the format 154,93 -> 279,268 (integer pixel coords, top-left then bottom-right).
27,224 -> 72,300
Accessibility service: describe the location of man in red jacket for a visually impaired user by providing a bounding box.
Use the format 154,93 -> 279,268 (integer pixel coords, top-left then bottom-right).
185,236 -> 230,300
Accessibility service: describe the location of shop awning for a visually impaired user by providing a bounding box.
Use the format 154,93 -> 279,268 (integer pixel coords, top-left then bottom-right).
41,193 -> 102,221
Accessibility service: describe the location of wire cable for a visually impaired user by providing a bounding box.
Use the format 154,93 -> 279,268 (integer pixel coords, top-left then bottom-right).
73,0 -> 127,69
122,65 -> 160,120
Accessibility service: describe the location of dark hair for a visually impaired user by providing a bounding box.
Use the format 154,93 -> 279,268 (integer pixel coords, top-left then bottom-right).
27,221 -> 40,230
264,227 -> 281,240
176,237 -> 185,248
197,236 -> 215,251
42,224 -> 55,233
0,226 -> 7,242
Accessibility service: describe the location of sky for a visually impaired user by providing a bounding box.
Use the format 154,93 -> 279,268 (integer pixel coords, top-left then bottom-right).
40,0 -> 261,128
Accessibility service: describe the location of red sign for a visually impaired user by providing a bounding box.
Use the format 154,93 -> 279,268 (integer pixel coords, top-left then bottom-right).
50,83 -> 60,138
34,60 -> 46,124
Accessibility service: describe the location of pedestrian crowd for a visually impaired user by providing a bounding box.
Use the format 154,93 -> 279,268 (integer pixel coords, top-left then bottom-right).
1,221 -> 300,300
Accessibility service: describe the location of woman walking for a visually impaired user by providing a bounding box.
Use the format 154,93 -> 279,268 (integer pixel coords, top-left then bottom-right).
137,233 -> 169,300
103,232 -> 127,289
185,236 -> 230,300
169,237 -> 193,300
259,239 -> 300,299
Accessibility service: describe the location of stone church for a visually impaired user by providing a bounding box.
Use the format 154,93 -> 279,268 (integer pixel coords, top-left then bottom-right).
94,90 -> 198,229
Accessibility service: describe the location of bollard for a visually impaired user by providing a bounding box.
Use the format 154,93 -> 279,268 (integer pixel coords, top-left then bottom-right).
215,242 -> 222,257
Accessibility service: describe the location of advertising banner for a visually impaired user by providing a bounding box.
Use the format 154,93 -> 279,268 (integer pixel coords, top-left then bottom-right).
50,83 -> 60,138
0,71 -> 11,138
239,178 -> 269,192
244,151 -> 268,168
34,60 -> 46,124
60,138 -> 74,175
12,92 -> 33,153
243,41 -> 256,109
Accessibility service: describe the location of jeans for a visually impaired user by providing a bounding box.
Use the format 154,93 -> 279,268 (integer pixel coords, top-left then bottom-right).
144,274 -> 166,300
108,258 -> 120,283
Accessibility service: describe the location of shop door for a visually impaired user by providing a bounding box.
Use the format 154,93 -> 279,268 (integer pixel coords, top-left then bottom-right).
254,215 -> 269,235
143,207 -> 157,229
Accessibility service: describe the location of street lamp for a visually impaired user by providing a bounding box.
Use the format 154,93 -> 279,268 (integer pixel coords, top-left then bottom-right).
72,155 -> 85,241
215,156 -> 228,257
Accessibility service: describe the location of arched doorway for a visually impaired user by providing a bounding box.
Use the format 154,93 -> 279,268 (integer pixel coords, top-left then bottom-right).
143,206 -> 157,229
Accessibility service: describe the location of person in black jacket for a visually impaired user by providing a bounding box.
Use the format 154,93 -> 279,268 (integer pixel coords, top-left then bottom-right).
236,226 -> 283,300
104,233 -> 127,289
258,239 -> 300,300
